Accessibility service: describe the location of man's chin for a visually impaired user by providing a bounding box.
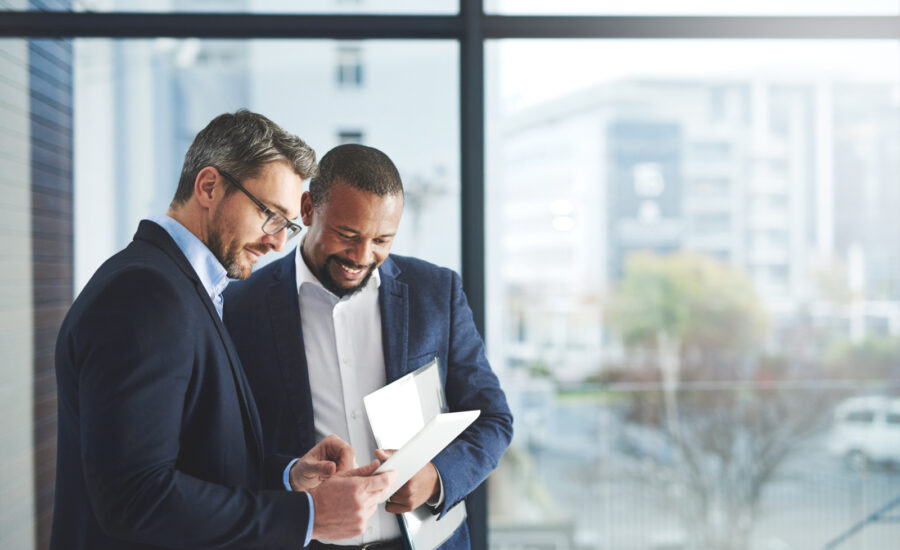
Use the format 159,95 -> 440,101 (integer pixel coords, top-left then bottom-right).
231,248 -> 267,279
337,280 -> 363,292
322,272 -> 368,298
225,260 -> 253,280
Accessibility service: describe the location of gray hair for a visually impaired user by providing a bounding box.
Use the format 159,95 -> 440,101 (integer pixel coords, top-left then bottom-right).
172,109 -> 317,205
308,143 -> 403,208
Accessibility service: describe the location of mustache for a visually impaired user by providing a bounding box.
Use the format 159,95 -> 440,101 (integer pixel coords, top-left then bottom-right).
247,243 -> 271,255
328,255 -> 374,271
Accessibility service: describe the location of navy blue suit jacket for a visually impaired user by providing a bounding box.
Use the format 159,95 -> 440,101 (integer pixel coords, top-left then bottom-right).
51,221 -> 311,550
224,251 -> 513,549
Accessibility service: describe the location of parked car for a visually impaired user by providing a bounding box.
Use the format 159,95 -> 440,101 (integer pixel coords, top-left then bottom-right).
827,396 -> 900,471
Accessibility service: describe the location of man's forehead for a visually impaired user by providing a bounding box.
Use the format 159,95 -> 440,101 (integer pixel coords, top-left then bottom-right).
319,191 -> 402,232
249,165 -> 303,218
327,181 -> 404,207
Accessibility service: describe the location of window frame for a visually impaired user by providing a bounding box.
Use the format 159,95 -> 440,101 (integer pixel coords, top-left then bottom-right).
3,4 -> 900,549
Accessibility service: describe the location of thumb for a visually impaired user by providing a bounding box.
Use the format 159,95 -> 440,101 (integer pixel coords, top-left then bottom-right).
311,460 -> 337,478
343,459 -> 382,477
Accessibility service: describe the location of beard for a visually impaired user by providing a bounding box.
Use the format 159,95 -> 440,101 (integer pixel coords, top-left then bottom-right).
317,254 -> 376,298
206,223 -> 268,280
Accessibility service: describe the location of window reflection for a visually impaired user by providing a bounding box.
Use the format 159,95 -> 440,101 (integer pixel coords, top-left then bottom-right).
74,39 -> 460,291
487,40 -> 900,550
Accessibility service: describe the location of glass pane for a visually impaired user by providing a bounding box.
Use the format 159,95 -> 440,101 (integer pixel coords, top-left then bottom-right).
3,0 -> 457,14
0,39 -> 36,550
0,35 -> 458,547
0,37 -> 72,549
486,0 -> 899,15
486,39 -> 900,550
74,38 -> 459,290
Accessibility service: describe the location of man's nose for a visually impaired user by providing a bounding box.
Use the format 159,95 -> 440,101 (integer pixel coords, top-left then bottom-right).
347,240 -> 373,266
263,228 -> 288,252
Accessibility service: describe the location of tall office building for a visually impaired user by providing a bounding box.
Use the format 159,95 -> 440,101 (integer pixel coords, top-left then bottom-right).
489,77 -> 900,382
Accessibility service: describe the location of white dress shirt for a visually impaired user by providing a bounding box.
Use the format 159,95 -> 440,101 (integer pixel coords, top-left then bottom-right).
295,246 -> 402,545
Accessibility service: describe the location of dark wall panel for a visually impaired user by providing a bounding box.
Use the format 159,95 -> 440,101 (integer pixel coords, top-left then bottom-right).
29,36 -> 72,550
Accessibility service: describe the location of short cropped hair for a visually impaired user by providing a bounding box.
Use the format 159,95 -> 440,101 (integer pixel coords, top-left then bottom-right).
308,144 -> 403,207
172,109 -> 317,205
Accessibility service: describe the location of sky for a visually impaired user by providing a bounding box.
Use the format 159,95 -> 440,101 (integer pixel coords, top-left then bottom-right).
492,40 -> 900,111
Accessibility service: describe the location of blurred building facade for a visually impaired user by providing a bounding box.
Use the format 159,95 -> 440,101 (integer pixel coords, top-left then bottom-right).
489,77 -> 900,385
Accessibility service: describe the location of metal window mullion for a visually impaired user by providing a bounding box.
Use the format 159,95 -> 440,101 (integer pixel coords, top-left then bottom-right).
459,7 -> 488,550
3,13 -> 900,39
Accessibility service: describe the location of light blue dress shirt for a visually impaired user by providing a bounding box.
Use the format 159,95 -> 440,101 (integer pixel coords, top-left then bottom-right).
148,214 -> 229,319
148,215 -> 314,546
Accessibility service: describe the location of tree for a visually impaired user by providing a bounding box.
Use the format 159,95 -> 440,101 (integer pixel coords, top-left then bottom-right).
606,252 -> 766,436
606,252 -> 833,550
607,251 -> 766,368
824,336 -> 900,380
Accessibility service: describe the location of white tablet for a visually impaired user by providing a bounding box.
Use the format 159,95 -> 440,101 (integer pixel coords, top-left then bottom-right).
374,410 -> 480,500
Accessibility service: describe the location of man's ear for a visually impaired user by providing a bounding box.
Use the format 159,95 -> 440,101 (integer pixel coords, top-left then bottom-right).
300,191 -> 316,226
195,166 -> 220,208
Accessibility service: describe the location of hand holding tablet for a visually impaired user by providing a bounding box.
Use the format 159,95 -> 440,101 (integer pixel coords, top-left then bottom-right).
373,410 -> 480,500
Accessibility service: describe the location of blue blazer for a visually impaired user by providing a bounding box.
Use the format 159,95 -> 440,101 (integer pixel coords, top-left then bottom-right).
224,251 -> 513,549
51,221 -> 311,550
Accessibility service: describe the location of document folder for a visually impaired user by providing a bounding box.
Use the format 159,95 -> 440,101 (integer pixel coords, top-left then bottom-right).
373,410 -> 479,499
364,358 -> 472,550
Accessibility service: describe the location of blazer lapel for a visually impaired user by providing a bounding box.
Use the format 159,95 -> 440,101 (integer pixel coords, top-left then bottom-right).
134,220 -> 265,463
379,257 -> 408,383
212,308 -> 265,464
267,253 -> 317,451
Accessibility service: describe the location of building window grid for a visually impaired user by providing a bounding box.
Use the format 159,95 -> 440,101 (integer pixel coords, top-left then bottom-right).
336,44 -> 364,88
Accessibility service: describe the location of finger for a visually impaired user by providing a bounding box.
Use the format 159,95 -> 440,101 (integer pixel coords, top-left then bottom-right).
391,484 -> 412,499
366,470 -> 399,497
344,459 -> 382,477
388,483 -> 413,502
385,501 -> 412,514
322,435 -> 357,471
351,470 -> 398,503
374,448 -> 396,461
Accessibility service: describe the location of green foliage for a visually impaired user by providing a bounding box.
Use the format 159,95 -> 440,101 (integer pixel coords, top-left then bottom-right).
606,251 -> 767,355
527,358 -> 553,380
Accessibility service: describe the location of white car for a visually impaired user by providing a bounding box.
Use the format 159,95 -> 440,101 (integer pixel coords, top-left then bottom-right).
827,396 -> 900,471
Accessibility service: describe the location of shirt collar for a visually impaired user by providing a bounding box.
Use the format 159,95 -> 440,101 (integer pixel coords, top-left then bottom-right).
294,240 -> 381,299
148,214 -> 230,300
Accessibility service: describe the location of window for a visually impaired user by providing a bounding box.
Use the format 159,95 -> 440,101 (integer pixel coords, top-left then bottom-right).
845,410 -> 876,423
74,39 -> 459,286
487,38 -> 900,550
338,129 -> 365,144
4,5 -> 900,550
336,44 -> 364,88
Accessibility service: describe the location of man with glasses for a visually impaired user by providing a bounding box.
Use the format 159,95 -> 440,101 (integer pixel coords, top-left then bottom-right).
225,144 -> 513,550
52,111 -> 396,550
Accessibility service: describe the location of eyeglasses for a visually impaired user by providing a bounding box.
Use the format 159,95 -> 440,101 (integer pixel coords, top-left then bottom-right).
213,166 -> 303,241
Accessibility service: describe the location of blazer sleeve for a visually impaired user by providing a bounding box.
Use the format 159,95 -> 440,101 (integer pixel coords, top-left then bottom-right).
429,270 -> 514,517
73,269 -> 309,550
